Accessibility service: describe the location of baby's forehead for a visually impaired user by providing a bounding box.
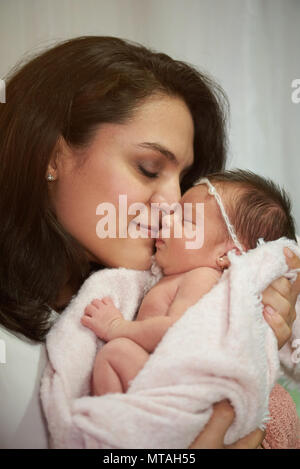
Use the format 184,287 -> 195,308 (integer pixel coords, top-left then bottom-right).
179,185 -> 221,219
180,185 -> 213,204
179,184 -> 232,226
181,182 -> 234,204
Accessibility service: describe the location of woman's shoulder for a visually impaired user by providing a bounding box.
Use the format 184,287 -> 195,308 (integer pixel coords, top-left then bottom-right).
0,325 -> 49,448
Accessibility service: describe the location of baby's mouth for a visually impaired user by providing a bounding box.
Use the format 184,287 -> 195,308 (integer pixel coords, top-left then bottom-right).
155,235 -> 165,247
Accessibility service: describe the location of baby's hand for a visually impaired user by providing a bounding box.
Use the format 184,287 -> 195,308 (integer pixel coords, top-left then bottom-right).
80,297 -> 123,341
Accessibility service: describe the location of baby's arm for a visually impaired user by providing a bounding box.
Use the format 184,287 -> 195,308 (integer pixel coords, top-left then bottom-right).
81,295 -> 177,353
81,267 -> 221,353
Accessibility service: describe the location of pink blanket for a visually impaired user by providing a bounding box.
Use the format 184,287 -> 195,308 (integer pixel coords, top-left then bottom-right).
262,383 -> 300,449
40,237 -> 300,448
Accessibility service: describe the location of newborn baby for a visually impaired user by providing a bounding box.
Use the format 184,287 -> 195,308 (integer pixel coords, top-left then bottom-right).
81,169 -> 297,396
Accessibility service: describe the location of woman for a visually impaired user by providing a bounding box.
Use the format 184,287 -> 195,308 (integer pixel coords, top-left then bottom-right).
0,36 -> 299,449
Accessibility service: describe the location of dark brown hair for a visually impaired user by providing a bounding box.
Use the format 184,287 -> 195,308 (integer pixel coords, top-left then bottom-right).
0,36 -> 228,342
208,169 -> 297,249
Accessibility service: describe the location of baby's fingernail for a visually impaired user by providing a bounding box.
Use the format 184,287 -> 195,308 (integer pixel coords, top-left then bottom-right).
284,247 -> 294,259
264,305 -> 275,316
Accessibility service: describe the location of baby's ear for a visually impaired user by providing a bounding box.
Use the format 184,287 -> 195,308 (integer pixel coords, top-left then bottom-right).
225,237 -> 246,256
231,247 -> 242,256
216,245 -> 244,270
216,255 -> 231,270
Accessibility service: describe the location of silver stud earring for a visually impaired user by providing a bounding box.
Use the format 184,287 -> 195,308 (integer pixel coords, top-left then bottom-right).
47,173 -> 55,181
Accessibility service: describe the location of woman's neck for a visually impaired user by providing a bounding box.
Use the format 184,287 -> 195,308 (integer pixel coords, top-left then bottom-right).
51,281 -> 77,312
51,262 -> 103,312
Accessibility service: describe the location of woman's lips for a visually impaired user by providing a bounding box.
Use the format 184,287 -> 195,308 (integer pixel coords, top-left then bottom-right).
127,220 -> 160,239
136,223 -> 159,238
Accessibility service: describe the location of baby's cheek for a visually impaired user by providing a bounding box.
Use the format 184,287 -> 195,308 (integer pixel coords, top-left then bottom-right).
171,238 -> 187,260
182,222 -> 197,241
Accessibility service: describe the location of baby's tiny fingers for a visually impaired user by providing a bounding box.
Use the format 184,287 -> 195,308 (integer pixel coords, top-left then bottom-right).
91,298 -> 103,307
100,296 -> 114,305
84,303 -> 99,316
81,315 -> 92,326
90,297 -> 111,307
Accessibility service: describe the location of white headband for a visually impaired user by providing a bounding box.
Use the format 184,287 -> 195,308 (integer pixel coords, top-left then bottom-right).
193,177 -> 246,255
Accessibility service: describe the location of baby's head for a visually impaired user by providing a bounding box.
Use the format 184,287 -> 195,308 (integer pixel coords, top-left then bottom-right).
155,169 -> 297,275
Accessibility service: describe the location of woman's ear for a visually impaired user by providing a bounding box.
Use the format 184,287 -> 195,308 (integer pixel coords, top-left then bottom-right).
46,156 -> 58,181
46,143 -> 61,181
45,136 -> 70,181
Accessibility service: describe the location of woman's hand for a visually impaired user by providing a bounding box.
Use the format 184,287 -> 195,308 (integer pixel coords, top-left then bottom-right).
262,248 -> 300,349
189,400 -> 265,449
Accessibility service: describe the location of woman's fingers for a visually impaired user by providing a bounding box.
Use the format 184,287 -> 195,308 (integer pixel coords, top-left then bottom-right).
267,277 -> 291,302
284,248 -> 300,300
262,283 -> 294,326
262,279 -> 293,325
261,247 -> 300,349
225,428 -> 266,449
284,247 -> 300,271
263,305 -> 292,348
188,402 -> 265,449
188,400 -> 234,449
260,246 -> 300,349
262,284 -> 292,348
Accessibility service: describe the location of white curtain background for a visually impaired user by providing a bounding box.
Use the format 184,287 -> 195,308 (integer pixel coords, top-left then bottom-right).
0,0 -> 300,413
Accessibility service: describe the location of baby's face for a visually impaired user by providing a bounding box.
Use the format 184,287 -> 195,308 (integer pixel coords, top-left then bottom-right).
154,184 -> 230,275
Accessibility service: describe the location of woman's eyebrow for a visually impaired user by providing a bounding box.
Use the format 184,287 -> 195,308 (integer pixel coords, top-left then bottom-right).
135,142 -> 179,166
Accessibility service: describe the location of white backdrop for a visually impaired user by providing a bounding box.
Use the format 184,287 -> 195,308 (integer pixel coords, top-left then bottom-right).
0,0 -> 299,228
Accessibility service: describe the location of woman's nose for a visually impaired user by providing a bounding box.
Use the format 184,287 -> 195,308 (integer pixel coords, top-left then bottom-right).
150,180 -> 181,229
161,211 -> 175,231
150,178 -> 181,206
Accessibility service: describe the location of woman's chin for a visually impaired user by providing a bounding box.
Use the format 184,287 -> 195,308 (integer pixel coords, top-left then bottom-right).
118,249 -> 154,271
87,239 -> 155,270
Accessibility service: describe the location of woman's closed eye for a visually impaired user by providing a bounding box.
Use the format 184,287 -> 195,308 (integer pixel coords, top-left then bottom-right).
137,164 -> 159,179
138,165 -> 191,181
